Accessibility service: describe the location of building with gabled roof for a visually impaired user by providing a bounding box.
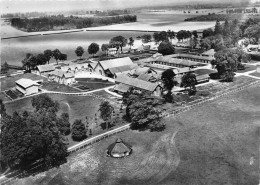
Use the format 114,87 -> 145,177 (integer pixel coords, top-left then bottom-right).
36,64 -> 55,75
94,57 -> 138,78
15,78 -> 40,95
201,49 -> 215,59
48,70 -> 75,85
114,74 -> 162,96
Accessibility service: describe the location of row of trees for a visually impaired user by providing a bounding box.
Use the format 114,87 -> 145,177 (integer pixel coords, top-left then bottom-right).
22,49 -> 67,71
11,14 -> 137,32
75,43 -> 100,59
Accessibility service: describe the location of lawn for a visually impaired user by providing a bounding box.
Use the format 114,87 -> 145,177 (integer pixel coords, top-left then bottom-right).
0,73 -> 46,91
249,72 -> 260,78
236,64 -> 257,73
73,78 -> 115,91
4,93 -> 125,147
42,81 -> 81,93
13,82 -> 260,185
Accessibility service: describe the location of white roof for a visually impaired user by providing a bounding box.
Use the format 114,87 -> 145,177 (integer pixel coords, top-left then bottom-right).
16,78 -> 40,88
98,57 -> 134,70
202,49 -> 215,56
108,48 -> 117,51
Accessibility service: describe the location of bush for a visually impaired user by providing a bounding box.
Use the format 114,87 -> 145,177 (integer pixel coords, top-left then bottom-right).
197,91 -> 211,97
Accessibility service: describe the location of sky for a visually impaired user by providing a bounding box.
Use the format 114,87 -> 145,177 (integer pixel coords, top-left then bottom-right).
0,0 -> 252,14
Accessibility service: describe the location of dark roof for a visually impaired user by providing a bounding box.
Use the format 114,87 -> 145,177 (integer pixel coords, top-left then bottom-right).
137,73 -> 153,81
196,74 -> 210,81
168,53 -> 214,61
194,68 -> 217,75
108,64 -> 138,74
115,74 -> 160,92
114,83 -> 131,93
107,138 -> 132,155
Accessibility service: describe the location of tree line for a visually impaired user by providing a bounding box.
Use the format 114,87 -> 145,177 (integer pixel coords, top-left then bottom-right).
11,14 -> 137,32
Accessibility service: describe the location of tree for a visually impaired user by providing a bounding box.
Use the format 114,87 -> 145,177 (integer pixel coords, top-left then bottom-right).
141,34 -> 151,43
122,89 -> 164,131
43,49 -> 53,64
57,113 -> 70,135
101,43 -> 109,56
75,46 -> 84,59
36,53 -> 47,66
214,20 -> 222,35
32,94 -> 59,113
176,30 -> 185,42
71,119 -> 86,141
190,37 -> 198,49
158,41 -> 175,55
99,101 -> 114,129
59,53 -> 67,61
0,99 -> 6,117
52,49 -> 61,64
1,61 -> 9,74
1,106 -> 68,171
167,30 -> 175,43
21,53 -> 33,71
223,20 -> 231,37
153,31 -> 168,43
192,30 -> 198,38
202,28 -> 214,38
29,55 -> 38,69
88,42 -> 99,57
128,37 -> 134,49
181,73 -> 197,95
211,48 -> 240,82
161,69 -> 177,102
109,36 -> 127,52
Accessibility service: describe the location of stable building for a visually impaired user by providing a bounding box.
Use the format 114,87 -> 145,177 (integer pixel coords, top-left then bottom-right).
114,74 -> 162,96
94,57 -> 138,78
168,53 -> 214,64
36,64 -> 55,76
15,78 -> 40,96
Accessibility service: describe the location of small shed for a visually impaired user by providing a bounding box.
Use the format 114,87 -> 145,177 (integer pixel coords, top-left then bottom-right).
106,138 -> 132,158
15,78 -> 40,96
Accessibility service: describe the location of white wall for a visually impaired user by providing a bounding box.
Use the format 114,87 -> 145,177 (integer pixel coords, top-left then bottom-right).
25,86 -> 39,95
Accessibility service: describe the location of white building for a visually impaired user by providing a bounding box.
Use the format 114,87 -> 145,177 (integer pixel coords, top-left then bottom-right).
15,78 -> 40,96
48,70 -> 75,85
201,49 -> 215,59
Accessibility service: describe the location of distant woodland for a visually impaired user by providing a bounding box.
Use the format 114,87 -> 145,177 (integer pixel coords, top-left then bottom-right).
184,13 -> 260,22
10,14 -> 137,32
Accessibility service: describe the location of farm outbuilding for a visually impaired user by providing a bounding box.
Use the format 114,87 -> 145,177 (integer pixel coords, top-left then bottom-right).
15,78 -> 40,96
36,64 -> 55,76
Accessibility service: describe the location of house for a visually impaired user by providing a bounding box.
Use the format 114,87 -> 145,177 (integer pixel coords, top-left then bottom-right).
15,78 -> 40,96
48,70 -> 75,85
114,74 -> 162,96
94,57 -> 138,78
61,63 -> 95,73
36,64 -> 55,75
108,48 -> 118,56
201,49 -> 215,59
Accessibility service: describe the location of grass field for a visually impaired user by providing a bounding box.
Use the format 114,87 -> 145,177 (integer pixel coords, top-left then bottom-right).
249,72 -> 260,78
12,82 -> 260,185
236,64 -> 257,73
